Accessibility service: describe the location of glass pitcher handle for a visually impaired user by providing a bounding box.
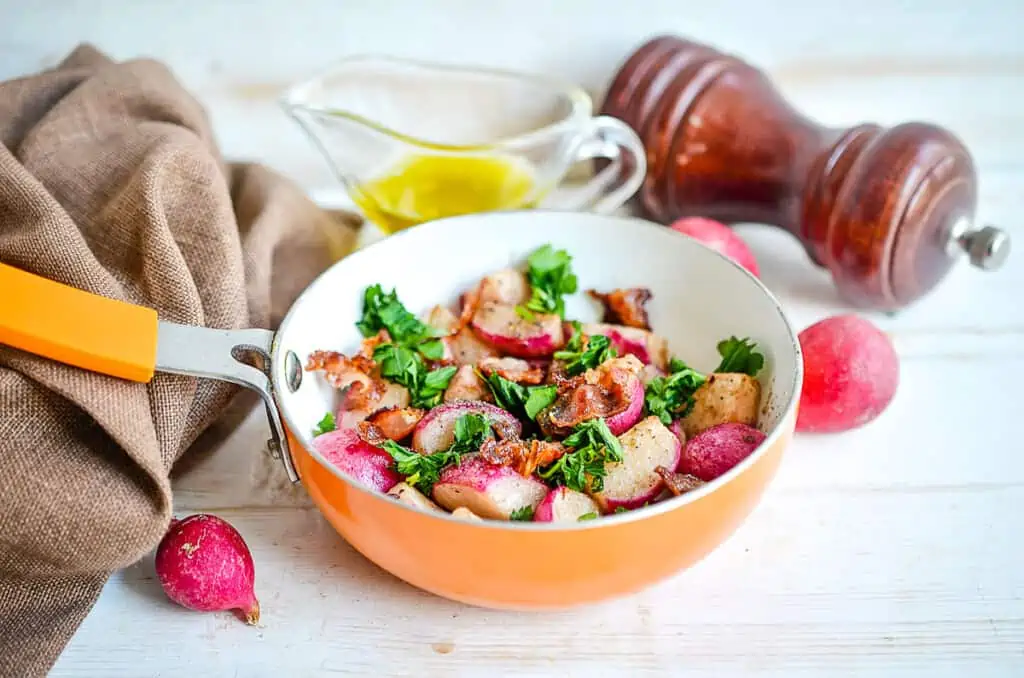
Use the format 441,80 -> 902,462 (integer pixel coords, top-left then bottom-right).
558,116 -> 647,214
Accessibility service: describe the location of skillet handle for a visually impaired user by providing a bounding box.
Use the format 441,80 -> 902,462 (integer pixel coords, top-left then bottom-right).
0,262 -> 158,381
0,263 -> 300,483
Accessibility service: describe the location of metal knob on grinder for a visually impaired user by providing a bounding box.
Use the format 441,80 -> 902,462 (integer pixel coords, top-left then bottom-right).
601,35 -> 1011,311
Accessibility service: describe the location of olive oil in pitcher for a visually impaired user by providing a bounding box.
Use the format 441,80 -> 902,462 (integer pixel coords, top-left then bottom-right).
349,153 -> 541,234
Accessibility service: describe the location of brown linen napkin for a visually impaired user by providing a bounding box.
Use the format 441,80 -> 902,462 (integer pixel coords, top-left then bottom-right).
0,45 -> 352,677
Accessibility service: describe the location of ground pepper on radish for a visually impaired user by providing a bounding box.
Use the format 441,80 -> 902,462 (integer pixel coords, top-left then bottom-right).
303,243 -> 775,523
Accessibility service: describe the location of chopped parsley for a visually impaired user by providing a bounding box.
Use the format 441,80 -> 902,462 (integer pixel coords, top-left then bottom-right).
373,343 -> 456,409
518,244 -> 578,319
553,322 -> 617,376
356,284 -> 445,358
614,506 -> 629,514
449,413 -> 494,454
539,418 -> 623,493
312,412 -> 336,436
644,337 -> 765,425
380,440 -> 460,494
643,358 -> 707,425
714,336 -> 765,376
378,413 -> 489,494
577,512 -> 598,522
510,506 -> 535,521
484,373 -> 558,421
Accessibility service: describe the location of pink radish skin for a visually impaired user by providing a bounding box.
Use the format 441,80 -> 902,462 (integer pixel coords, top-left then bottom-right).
412,401 -> 521,454
670,420 -> 686,445
312,428 -> 401,493
670,217 -> 760,277
471,302 -> 565,358
534,487 -> 601,523
589,416 -> 682,512
432,457 -> 549,520
604,374 -> 646,436
796,314 -> 899,433
680,422 -> 766,481
155,514 -> 260,625
582,322 -> 669,370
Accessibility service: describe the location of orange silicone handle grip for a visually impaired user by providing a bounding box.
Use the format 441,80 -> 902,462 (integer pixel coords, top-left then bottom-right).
0,263 -> 158,382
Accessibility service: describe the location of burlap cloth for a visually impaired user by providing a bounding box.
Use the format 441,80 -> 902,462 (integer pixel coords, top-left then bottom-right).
0,45 -> 357,676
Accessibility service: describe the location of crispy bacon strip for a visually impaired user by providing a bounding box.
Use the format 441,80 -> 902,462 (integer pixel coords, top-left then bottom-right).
356,420 -> 387,446
539,363 -> 634,437
655,467 -> 706,496
587,287 -> 653,329
457,283 -> 482,329
480,438 -> 568,477
357,329 -> 391,363
366,406 -> 425,441
341,379 -> 388,413
477,357 -> 545,385
305,350 -> 374,390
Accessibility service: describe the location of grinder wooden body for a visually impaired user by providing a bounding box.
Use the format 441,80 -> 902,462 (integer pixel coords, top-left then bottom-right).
602,35 -> 1009,311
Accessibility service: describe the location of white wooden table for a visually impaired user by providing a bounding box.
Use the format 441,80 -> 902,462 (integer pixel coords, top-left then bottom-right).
7,1 -> 1022,675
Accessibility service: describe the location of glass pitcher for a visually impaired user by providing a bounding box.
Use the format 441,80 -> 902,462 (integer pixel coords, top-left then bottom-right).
280,56 -> 646,236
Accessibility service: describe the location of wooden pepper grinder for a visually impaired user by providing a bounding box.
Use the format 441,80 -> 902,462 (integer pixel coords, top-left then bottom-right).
601,35 -> 1011,311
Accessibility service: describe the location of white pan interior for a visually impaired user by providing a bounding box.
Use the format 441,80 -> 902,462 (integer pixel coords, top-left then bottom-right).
272,210 -> 801,481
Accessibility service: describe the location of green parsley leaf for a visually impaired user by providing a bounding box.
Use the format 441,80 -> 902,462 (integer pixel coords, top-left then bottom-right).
714,336 -> 765,376
553,325 -> 617,376
379,440 -> 462,495
517,244 -> 578,318
373,344 -> 456,409
577,512 -> 598,522
524,385 -> 558,420
414,365 -> 457,409
539,418 -> 624,493
450,413 -> 494,454
614,506 -> 629,514
643,359 -> 707,425
356,284 -> 443,360
484,373 -> 558,421
510,506 -> 535,521
312,412 -> 336,437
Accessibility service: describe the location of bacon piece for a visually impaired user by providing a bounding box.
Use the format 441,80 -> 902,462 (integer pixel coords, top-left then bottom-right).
477,357 -> 545,385
655,467 -> 706,496
340,379 -> 388,413
444,364 -> 493,403
305,350 -> 374,390
480,438 -> 569,477
366,406 -> 425,441
539,361 -> 636,437
356,421 -> 387,446
457,283 -> 482,328
357,329 -> 391,362
587,287 -> 653,330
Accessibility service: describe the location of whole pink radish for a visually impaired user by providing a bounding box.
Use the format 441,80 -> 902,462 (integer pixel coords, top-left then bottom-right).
155,513 -> 260,625
669,217 -> 760,277
796,314 -> 899,433
680,422 -> 766,481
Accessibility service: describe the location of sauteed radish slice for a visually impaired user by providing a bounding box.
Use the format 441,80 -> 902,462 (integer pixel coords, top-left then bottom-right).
413,401 -> 521,454
432,456 -> 549,520
312,428 -> 401,493
305,242 -> 773,523
588,416 -> 682,512
534,487 -> 602,523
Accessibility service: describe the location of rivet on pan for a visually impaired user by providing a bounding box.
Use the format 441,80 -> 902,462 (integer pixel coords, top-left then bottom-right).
285,350 -> 302,392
